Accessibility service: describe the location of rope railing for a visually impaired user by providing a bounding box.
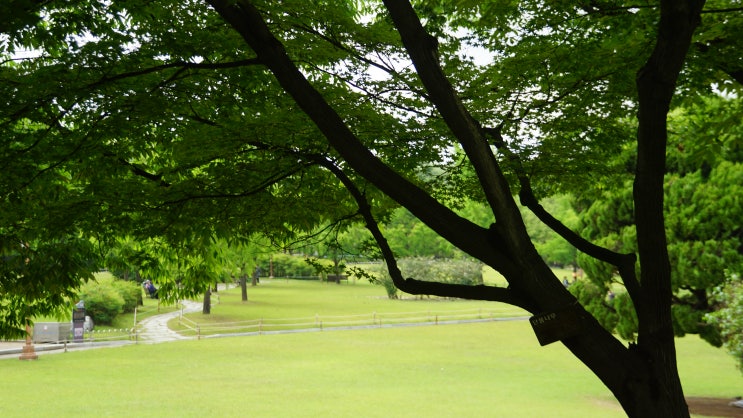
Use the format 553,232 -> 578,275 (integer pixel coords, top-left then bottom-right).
178,313 -> 201,339
187,307 -> 527,337
33,306 -> 526,344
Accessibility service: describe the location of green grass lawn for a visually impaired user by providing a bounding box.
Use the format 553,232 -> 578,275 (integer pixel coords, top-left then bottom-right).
1,320 -> 740,417
8,276 -> 739,417
181,279 -> 527,329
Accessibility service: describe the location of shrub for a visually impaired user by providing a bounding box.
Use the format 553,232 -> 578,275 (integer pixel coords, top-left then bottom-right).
270,253 -> 317,278
705,273 -> 743,373
78,280 -> 125,325
77,276 -> 144,324
111,279 -> 143,312
393,257 -> 482,286
370,257 -> 483,298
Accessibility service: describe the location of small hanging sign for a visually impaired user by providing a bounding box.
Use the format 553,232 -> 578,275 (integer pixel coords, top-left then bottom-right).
529,303 -> 585,346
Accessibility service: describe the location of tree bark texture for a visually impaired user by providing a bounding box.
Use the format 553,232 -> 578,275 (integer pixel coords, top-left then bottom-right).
629,1 -> 705,416
241,275 -> 248,301
203,288 -> 211,315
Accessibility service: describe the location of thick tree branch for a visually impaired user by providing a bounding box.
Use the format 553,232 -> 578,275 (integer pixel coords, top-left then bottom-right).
484,126 -> 642,303
312,154 -> 536,312
205,0 -> 520,280
252,142 -> 533,309
381,0 -> 528,244
380,0 -> 585,317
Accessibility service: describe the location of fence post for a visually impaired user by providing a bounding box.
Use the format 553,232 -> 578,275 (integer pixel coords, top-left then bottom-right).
197,325 -> 201,340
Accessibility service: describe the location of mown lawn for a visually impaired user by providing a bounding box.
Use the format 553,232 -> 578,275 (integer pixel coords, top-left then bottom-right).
1,321 -> 739,417
3,277 -> 741,417
179,279 -> 527,329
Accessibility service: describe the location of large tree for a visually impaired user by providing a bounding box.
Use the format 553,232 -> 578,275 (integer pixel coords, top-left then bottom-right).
2,1 -> 741,416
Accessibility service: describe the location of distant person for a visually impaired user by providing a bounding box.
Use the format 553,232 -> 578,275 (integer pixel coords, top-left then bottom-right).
253,266 -> 261,285
143,280 -> 158,299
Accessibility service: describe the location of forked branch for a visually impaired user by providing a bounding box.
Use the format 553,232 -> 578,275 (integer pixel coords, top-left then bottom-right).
312,155 -> 536,312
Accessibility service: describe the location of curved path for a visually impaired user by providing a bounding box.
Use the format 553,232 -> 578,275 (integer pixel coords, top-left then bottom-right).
136,300 -> 202,343
0,300 -> 204,358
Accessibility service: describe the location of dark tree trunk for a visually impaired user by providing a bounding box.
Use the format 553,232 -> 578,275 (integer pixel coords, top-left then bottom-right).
240,263 -> 248,301
203,289 -> 211,315
625,1 -> 705,416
